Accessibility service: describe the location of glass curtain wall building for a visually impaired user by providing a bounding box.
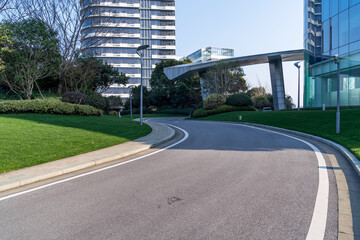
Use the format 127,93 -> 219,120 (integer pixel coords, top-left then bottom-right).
81,0 -> 176,98
304,0 -> 360,107
182,47 -> 234,63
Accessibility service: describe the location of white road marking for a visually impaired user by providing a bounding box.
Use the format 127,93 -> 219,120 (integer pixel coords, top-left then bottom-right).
206,121 -> 329,240
0,124 -> 189,202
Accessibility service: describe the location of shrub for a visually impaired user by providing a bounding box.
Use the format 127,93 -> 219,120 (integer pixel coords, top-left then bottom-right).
109,110 -> 118,116
108,96 -> 123,108
192,105 -> 256,118
226,93 -> 253,107
158,106 -> 193,115
0,99 -> 102,116
253,96 -> 270,109
203,94 -> 226,110
85,93 -> 110,111
62,92 -> 86,104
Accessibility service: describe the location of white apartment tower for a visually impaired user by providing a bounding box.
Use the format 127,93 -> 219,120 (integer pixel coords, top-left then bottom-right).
81,0 -> 176,98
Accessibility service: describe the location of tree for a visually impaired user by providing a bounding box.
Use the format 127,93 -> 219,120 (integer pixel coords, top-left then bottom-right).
0,0 -> 9,11
64,56 -> 129,93
3,0 -> 112,94
202,61 -> 248,96
130,86 -> 151,109
247,86 -> 267,98
0,19 -> 60,99
150,59 -> 201,108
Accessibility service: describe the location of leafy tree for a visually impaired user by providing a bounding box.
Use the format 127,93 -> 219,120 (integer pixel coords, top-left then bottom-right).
130,86 -> 151,109
202,61 -> 248,96
253,95 -> 270,110
0,19 -> 60,99
247,86 -> 267,98
64,56 -> 129,93
150,59 -> 201,108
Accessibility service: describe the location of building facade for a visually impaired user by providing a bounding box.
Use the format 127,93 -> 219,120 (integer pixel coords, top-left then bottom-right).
182,47 -> 234,63
81,0 -> 176,99
304,0 -> 360,107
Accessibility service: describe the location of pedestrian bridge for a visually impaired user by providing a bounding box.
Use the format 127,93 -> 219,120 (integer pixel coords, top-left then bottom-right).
164,49 -> 306,110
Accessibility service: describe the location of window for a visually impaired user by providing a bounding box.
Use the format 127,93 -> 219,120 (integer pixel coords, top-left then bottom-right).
350,4 -> 360,42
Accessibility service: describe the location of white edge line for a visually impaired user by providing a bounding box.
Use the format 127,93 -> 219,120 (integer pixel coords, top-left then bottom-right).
0,124 -> 189,202
201,121 -> 329,240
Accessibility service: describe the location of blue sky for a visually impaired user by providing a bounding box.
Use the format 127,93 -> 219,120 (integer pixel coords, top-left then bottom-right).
175,0 -> 304,106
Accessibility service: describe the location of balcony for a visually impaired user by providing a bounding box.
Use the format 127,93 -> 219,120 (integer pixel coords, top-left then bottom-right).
111,63 -> 141,68
152,35 -> 176,40
87,13 -> 140,18
83,33 -> 141,39
98,43 -> 139,48
152,55 -> 176,60
85,2 -> 140,8
96,53 -> 139,58
150,5 -> 175,11
152,45 -> 176,50
151,25 -> 175,30
151,15 -> 175,21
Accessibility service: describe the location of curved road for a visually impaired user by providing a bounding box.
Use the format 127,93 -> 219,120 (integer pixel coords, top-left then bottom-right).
0,118 -> 338,239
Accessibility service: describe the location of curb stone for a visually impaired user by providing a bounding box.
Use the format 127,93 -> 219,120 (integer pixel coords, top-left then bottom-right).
240,122 -> 360,178
0,121 -> 175,193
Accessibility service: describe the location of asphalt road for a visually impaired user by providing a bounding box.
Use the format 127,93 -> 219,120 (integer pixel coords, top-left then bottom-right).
0,118 -> 338,240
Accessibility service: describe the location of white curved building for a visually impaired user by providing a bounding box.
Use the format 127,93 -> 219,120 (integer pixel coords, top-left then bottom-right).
81,0 -> 176,98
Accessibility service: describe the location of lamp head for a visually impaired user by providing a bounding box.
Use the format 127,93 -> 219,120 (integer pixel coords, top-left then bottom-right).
294,62 -> 301,69
136,45 -> 149,52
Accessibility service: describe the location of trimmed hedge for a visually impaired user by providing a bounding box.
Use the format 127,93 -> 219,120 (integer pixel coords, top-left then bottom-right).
226,93 -> 253,107
192,105 -> 256,118
0,99 -> 103,116
204,94 -> 226,110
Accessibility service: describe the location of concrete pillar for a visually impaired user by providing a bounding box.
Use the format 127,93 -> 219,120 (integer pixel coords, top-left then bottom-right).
200,77 -> 211,100
268,56 -> 286,111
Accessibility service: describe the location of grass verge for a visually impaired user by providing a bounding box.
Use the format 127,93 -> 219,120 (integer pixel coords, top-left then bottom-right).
0,114 -> 152,173
193,109 -> 360,160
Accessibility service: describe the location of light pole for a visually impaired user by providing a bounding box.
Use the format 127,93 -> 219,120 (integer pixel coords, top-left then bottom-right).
136,45 -> 149,126
294,62 -> 301,111
333,54 -> 341,134
128,86 -> 133,120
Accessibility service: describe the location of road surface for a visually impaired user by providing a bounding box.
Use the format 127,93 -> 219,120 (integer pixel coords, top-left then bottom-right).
0,118 -> 340,239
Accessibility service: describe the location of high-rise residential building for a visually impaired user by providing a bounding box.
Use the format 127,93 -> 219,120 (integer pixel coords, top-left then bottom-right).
182,47 -> 235,63
81,0 -> 176,99
304,0 -> 360,107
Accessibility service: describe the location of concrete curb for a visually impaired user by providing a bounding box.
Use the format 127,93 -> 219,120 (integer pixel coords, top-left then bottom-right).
0,121 -> 175,192
239,122 -> 360,178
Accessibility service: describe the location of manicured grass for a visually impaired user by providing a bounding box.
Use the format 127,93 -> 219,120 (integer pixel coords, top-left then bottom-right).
194,109 -> 360,160
0,114 -> 152,173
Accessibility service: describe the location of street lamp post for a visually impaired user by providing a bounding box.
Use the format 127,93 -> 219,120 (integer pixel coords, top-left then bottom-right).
333,55 -> 341,134
294,62 -> 301,111
136,45 -> 149,126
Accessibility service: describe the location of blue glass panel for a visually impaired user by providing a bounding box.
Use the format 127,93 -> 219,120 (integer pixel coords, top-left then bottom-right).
323,0 -> 330,21
339,10 -> 349,46
332,15 -> 339,49
350,0 -> 360,6
350,4 -> 360,42
323,20 -> 331,53
340,0 -> 349,11
330,0 -> 339,16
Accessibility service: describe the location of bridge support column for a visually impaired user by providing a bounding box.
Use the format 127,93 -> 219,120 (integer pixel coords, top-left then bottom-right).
268,57 -> 286,111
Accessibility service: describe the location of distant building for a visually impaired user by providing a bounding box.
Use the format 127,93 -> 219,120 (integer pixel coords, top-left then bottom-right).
182,47 -> 234,63
81,0 -> 176,99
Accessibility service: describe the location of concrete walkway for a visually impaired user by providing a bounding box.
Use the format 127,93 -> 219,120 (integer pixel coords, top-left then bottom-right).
0,121 -> 175,192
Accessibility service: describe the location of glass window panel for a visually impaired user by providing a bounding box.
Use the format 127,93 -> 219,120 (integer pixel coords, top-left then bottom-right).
350,0 -> 360,6
340,0 -> 349,11
339,10 -> 349,46
322,0 -> 330,21
330,0 -> 339,16
350,4 -> 360,42
323,20 -> 331,53
332,16 -> 339,49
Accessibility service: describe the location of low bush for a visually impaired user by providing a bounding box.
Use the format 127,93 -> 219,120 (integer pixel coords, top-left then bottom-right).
203,94 -> 226,110
158,106 -> 193,115
226,93 -> 253,107
0,99 -> 102,116
62,92 -> 85,104
192,105 -> 256,118
108,96 -> 123,108
85,93 -> 110,111
109,110 -> 118,116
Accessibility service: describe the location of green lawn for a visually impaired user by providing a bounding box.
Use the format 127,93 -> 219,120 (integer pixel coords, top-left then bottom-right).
194,109 -> 360,160
0,114 -> 152,173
